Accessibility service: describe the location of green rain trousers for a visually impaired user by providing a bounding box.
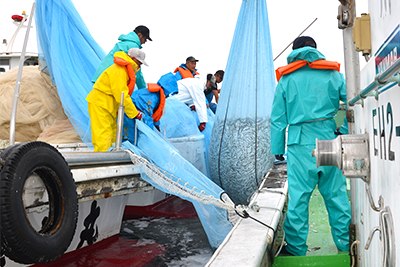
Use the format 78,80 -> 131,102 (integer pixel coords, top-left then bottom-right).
285,134 -> 351,256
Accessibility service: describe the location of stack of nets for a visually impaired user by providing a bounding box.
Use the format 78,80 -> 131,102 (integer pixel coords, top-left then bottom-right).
0,66 -> 81,144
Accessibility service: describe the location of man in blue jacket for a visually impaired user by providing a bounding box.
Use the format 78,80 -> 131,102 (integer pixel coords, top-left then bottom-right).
92,25 -> 152,89
271,36 -> 351,256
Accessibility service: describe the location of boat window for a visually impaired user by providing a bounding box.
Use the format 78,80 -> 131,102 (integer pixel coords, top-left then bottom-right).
0,58 -> 9,66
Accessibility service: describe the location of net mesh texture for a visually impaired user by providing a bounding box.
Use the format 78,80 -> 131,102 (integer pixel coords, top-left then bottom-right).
209,0 -> 276,205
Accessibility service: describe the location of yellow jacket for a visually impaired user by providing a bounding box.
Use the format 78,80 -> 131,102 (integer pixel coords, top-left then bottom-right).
86,51 -> 140,119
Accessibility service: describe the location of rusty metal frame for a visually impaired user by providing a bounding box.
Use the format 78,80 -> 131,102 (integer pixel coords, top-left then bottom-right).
338,0 -> 356,29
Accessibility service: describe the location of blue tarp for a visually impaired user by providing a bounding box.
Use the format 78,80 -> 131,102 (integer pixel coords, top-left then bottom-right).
209,0 -> 276,205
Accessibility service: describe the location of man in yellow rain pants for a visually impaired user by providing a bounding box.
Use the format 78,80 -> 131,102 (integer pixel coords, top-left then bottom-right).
86,48 -> 148,151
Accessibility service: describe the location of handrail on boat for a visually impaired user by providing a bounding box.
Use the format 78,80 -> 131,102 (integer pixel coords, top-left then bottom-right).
62,151 -> 132,166
9,3 -> 36,145
349,56 -> 400,106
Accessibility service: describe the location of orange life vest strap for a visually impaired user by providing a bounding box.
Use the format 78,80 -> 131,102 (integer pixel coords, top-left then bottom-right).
275,61 -> 308,82
147,83 -> 166,123
173,67 -> 199,79
275,59 -> 341,82
114,57 -> 136,96
309,59 -> 341,71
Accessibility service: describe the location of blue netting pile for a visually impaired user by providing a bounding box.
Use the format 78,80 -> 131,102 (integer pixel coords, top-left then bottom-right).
35,0 -> 106,147
159,96 -> 215,177
209,0 -> 276,205
35,0 -> 231,247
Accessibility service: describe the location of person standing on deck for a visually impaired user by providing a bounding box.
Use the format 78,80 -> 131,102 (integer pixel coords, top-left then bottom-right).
92,25 -> 152,90
271,36 -> 351,256
86,48 -> 148,152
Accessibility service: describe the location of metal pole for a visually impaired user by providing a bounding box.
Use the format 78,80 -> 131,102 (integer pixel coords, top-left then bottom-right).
341,0 -> 359,226
343,27 -> 360,134
62,151 -> 132,166
115,92 -> 124,149
273,18 -> 318,62
9,3 -> 36,145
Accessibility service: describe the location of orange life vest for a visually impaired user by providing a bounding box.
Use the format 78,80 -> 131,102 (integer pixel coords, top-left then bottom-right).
275,59 -> 340,82
173,66 -> 199,79
147,83 -> 166,123
113,57 -> 137,96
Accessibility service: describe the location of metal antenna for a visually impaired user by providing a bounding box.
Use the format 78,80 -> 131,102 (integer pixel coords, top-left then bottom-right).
273,18 -> 318,62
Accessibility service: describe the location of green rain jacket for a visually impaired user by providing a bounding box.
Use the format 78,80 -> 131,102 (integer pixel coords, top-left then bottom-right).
92,32 -> 146,89
271,47 -> 347,155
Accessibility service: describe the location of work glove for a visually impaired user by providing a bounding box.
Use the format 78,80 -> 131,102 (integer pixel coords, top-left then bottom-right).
190,105 -> 196,111
198,122 -> 206,132
135,110 -> 144,121
275,154 -> 285,161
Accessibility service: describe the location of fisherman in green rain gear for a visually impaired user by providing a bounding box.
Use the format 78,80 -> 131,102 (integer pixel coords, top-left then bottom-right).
271,36 -> 351,256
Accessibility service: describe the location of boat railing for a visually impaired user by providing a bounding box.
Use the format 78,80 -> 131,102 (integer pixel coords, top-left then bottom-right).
62,151 -> 132,166
9,3 -> 35,145
349,56 -> 400,106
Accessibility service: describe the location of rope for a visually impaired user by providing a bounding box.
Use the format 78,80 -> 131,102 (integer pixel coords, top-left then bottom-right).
134,121 -> 138,146
235,208 -> 275,232
274,230 -> 286,257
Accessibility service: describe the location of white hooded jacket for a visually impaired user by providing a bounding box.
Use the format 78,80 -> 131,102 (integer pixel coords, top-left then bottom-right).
175,75 -> 208,123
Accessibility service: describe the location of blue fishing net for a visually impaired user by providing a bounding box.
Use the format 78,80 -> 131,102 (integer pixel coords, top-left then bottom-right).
35,0 -> 106,147
159,96 -> 215,178
159,97 -> 199,138
209,0 -> 276,205
122,122 -> 232,247
35,0 -> 232,247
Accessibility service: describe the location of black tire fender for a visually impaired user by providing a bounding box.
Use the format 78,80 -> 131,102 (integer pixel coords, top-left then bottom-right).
0,143 -> 23,171
0,141 -> 78,264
